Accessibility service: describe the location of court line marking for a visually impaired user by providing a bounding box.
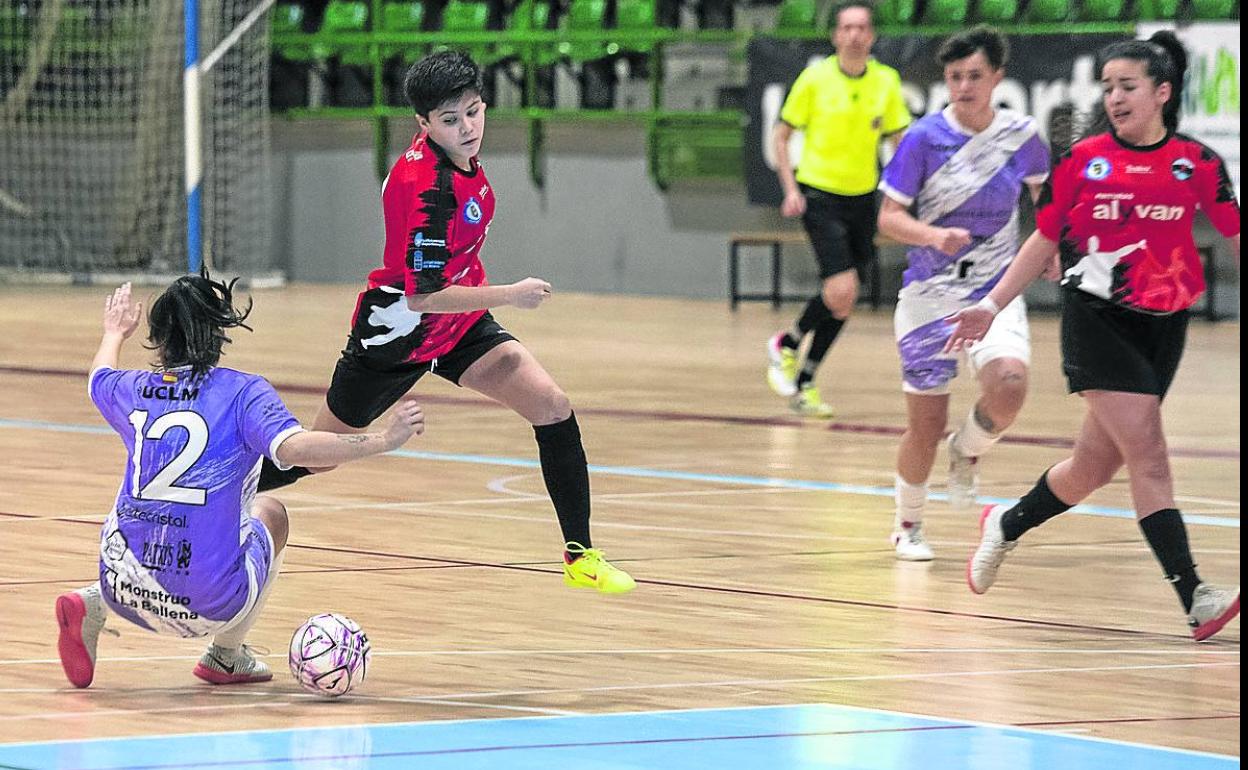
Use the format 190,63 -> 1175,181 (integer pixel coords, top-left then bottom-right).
1,363 -> 1238,460
0,516 -> 1235,640
0,418 -> 1238,527
2,500 -> 1240,555
0,700 -> 1236,765
0,663 -> 1237,729
1,646 -> 1236,668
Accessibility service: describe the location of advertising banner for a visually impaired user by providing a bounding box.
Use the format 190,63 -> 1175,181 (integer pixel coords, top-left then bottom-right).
1138,22 -> 1240,197
745,33 -> 1128,204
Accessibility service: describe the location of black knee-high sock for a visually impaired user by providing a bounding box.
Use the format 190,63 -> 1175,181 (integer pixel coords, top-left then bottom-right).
534,413 -> 592,549
1000,470 -> 1073,541
1140,508 -> 1202,612
257,458 -> 311,492
795,315 -> 845,388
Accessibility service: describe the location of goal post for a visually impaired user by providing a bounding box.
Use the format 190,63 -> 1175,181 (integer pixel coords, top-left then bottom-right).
0,0 -> 280,285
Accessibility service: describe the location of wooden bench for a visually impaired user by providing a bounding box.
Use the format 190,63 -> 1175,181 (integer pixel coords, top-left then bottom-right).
728,230 -> 889,310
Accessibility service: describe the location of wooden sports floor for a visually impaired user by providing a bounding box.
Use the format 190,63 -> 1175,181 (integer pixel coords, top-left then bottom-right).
0,285 -> 1239,765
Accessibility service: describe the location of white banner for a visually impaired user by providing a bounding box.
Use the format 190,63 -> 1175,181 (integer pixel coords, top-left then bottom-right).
1139,22 -> 1241,198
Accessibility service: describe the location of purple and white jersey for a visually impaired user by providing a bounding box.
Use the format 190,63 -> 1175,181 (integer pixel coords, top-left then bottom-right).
879,107 -> 1050,301
89,366 -> 302,636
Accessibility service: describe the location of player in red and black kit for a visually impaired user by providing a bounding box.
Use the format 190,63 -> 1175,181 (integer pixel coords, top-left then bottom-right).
259,51 -> 635,593
945,32 -> 1240,640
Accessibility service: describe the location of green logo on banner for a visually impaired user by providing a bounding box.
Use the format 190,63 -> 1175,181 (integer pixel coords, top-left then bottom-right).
1186,48 -> 1240,116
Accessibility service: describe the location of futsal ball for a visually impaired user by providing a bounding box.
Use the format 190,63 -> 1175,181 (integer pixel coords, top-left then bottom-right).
288,612 -> 371,697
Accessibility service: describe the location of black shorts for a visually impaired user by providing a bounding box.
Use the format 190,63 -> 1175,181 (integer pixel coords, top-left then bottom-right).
325,312 -> 517,428
1060,289 -> 1188,398
799,185 -> 878,280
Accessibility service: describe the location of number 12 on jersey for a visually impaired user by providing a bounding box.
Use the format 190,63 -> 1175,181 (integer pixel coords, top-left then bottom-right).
126,409 -> 209,505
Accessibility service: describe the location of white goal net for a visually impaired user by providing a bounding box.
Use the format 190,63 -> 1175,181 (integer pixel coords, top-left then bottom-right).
0,0 -> 274,282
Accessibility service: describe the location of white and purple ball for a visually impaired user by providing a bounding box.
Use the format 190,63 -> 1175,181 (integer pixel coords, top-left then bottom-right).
288,613 -> 371,697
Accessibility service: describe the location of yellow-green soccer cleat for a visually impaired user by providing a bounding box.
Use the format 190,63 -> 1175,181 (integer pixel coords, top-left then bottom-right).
789,384 -> 835,418
563,543 -> 637,594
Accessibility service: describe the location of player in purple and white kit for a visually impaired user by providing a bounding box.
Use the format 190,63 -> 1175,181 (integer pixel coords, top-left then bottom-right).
877,27 -> 1051,560
55,276 -> 425,689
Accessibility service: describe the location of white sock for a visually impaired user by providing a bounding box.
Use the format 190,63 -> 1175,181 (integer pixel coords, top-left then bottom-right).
952,407 -> 1000,458
213,550 -> 284,651
895,475 -> 928,527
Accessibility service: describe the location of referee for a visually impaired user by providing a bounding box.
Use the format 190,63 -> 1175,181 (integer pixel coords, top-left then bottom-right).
766,0 -> 911,417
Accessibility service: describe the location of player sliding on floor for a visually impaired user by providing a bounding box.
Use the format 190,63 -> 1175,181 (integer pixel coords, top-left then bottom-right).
56,276 -> 426,688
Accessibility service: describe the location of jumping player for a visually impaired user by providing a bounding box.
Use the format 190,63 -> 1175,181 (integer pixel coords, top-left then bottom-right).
256,51 -> 635,594
877,26 -> 1050,560
946,32 -> 1241,640
56,278 -> 426,689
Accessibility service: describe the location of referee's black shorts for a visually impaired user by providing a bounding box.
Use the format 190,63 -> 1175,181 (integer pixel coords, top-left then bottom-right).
1060,288 -> 1189,398
326,312 -> 517,428
799,184 -> 878,280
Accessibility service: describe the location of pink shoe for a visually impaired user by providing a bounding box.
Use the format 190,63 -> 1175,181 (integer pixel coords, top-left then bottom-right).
56,585 -> 108,688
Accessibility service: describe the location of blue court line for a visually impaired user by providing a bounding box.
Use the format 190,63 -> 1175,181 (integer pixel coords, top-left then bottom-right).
0,703 -> 1236,770
0,417 -> 1239,528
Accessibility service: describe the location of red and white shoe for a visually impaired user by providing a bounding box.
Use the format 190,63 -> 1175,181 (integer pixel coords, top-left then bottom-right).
193,644 -> 273,684
1188,584 -> 1240,642
55,584 -> 109,688
967,504 -> 1017,595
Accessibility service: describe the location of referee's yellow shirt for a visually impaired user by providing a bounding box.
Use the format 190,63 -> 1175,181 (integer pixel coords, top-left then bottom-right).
780,56 -> 911,196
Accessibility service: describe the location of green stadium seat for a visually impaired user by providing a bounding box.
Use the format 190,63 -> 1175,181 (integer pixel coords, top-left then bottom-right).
1189,0 -> 1234,16
498,0 -> 556,64
774,0 -> 817,31
1132,0 -> 1179,17
500,0 -> 558,107
615,0 -> 659,54
922,0 -> 969,23
273,3 -> 313,62
561,0 -> 608,63
317,0 -> 370,67
872,0 -> 917,25
381,1 -> 425,60
974,0 -> 1019,20
1079,0 -> 1126,19
1023,0 -> 1071,22
437,0 -> 494,64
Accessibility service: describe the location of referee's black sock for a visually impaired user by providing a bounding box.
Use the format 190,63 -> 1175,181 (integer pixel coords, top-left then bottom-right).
534,412 -> 592,550
1000,470 -> 1073,541
1140,508 -> 1202,612
257,459 -> 312,492
795,315 -> 845,389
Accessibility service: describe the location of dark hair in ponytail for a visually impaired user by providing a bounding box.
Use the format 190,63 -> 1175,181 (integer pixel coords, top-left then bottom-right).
1083,30 -> 1187,140
146,269 -> 253,378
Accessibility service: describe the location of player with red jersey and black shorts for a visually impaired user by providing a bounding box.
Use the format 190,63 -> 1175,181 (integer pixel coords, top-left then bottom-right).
258,51 -> 634,594
945,32 -> 1240,640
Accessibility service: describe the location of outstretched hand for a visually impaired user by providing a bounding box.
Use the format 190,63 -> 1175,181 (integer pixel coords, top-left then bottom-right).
383,396 -> 426,449
943,304 -> 995,354
103,282 -> 142,339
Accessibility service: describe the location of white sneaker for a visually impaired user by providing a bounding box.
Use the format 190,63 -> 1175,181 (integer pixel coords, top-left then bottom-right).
1187,584 -> 1240,642
946,432 -> 979,509
891,521 -> 935,561
967,504 -> 1017,594
55,584 -> 111,689
766,332 -> 799,397
193,644 -> 273,685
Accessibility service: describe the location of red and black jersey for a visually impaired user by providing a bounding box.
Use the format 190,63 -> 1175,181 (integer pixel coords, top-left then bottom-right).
345,133 -> 496,363
1038,131 -> 1239,314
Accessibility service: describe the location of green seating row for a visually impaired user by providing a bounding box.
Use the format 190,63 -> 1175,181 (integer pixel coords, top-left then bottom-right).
273,0 -> 661,65
773,0 -> 1235,28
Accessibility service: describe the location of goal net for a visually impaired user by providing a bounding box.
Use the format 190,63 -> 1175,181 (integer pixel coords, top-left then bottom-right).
0,0 -> 276,283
